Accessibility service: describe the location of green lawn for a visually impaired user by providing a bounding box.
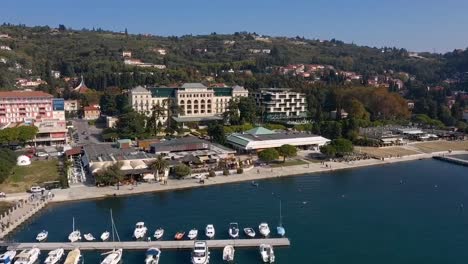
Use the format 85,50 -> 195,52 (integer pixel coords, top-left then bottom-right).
0,160 -> 60,193
270,159 -> 308,168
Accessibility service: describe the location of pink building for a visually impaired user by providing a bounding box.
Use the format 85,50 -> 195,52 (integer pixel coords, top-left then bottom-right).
0,91 -> 54,124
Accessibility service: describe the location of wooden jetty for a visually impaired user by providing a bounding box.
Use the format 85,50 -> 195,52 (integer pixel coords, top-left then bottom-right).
0,238 -> 290,251
433,155 -> 468,167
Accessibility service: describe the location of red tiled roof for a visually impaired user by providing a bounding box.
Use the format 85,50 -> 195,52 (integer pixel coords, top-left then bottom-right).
0,91 -> 53,98
84,106 -> 100,111
65,147 -> 82,156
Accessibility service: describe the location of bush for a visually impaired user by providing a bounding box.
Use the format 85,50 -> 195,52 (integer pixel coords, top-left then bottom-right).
174,164 -> 191,179
208,170 -> 216,177
236,168 -> 243,174
223,168 -> 230,176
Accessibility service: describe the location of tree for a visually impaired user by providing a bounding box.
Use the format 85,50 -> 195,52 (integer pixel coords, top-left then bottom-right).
95,162 -> 124,188
17,126 -> 38,144
173,164 -> 191,179
320,121 -> 342,139
320,144 -> 336,157
258,148 -> 279,164
277,144 -> 297,162
207,123 -> 226,145
115,112 -> 148,139
149,155 -> 168,180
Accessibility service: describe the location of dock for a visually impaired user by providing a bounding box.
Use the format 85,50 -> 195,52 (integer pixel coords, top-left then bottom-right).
433,155 -> 468,167
0,238 -> 290,251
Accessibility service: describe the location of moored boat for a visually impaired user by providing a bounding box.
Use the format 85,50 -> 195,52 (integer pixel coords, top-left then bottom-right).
191,241 -> 210,264
134,222 -> 148,240
145,247 -> 161,264
100,248 -> 122,264
36,230 -> 48,242
68,217 -> 81,242
259,244 -> 275,263
243,227 -> 256,238
0,250 -> 16,264
258,223 -> 270,237
205,224 -> 215,239
15,247 -> 40,264
174,231 -> 185,240
153,228 -> 164,240
222,245 -> 235,262
188,229 -> 198,240
101,231 -> 110,241
44,248 -> 64,264
84,233 -> 95,241
64,248 -> 82,264
228,223 -> 239,238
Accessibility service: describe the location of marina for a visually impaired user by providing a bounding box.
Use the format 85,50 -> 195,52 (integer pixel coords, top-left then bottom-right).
433,155 -> 468,166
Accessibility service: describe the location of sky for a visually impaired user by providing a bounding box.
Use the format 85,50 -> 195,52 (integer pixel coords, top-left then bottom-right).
1,0 -> 467,53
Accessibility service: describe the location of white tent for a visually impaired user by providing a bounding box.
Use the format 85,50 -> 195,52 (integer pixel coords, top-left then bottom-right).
16,155 -> 31,166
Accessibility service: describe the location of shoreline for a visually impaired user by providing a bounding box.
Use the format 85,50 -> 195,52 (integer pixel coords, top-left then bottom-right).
5,149 -> 467,205
4,148 -> 468,204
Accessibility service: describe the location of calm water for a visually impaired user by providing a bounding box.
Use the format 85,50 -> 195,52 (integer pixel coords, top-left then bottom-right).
7,159 -> 468,263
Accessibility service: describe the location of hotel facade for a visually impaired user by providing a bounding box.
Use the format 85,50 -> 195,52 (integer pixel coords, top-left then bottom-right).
251,88 -> 307,121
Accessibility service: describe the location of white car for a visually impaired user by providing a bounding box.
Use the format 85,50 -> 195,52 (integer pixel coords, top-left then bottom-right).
35,152 -> 49,157
30,186 -> 45,193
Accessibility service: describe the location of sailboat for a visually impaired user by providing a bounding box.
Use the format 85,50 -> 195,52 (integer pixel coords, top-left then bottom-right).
276,200 -> 285,237
44,248 -> 64,264
68,217 -> 81,242
100,209 -> 123,264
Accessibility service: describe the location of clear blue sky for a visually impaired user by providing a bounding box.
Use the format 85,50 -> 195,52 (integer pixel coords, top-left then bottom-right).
1,0 -> 467,53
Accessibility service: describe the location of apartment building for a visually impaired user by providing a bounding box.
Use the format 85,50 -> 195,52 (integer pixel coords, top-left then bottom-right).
251,88 -> 307,121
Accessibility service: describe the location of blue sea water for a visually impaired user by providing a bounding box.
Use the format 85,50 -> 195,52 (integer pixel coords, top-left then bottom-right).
6,159 -> 468,263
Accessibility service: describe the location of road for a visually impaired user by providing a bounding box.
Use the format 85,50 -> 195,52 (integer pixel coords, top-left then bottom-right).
71,119 -> 103,145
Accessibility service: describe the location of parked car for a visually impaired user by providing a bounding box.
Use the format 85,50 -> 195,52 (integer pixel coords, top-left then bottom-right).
0,192 -> 6,198
35,152 -> 49,157
30,186 -> 45,193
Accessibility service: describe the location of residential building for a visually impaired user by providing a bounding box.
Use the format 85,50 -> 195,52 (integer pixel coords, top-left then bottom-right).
0,45 -> 11,51
32,119 -> 68,146
106,116 -> 118,128
51,70 -> 61,79
64,100 -> 79,112
52,98 -> 66,121
251,88 -> 307,121
227,127 -> 330,153
0,91 -> 54,124
122,51 -> 132,58
83,106 -> 100,120
128,83 -> 249,123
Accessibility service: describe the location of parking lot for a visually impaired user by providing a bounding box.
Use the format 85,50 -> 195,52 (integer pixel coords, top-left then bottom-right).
71,119 -> 103,145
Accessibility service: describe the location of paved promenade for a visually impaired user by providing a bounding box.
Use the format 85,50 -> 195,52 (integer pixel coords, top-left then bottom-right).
3,150 -> 466,204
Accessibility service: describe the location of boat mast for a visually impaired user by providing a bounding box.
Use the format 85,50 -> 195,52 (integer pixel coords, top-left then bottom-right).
73,217 -> 75,232
279,200 -> 282,227
110,209 -> 120,242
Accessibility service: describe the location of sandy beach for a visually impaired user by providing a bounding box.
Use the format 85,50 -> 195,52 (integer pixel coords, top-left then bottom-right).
3,149 -> 466,204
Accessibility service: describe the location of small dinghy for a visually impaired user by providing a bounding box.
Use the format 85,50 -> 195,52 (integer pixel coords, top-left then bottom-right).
145,247 -> 161,264
36,230 -> 48,242
222,245 -> 235,262
205,224 -> 215,239
174,231 -> 185,240
44,248 -> 64,264
0,250 -> 16,264
228,223 -> 239,239
259,244 -> 275,263
243,227 -> 256,238
101,231 -> 110,241
153,228 -> 164,240
84,233 -> 96,241
259,223 -> 270,237
251,181 -> 259,187
188,229 -> 198,240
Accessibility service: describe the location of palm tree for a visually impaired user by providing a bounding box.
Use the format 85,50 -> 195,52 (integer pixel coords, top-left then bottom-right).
149,155 -> 169,181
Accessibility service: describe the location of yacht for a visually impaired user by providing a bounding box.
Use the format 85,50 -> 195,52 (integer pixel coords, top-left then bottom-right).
144,248 -> 161,264
68,217 -> 81,242
0,250 -> 16,264
243,227 -> 256,238
84,233 -> 96,241
44,248 -> 64,264
205,224 -> 215,239
100,248 -> 122,264
15,247 -> 40,264
153,228 -> 164,240
174,231 -> 185,240
191,241 -> 209,264
36,230 -> 48,242
64,248 -> 82,264
222,245 -> 235,262
258,223 -> 270,237
228,223 -> 239,239
133,222 -> 147,240
101,231 -> 110,241
188,229 -> 198,240
259,244 -> 275,263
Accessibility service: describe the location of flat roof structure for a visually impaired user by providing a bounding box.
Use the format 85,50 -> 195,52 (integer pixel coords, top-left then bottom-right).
227,127 -> 330,151
172,116 -> 223,123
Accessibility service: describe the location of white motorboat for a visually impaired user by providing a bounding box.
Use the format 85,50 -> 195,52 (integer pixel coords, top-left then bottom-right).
153,228 -> 164,240
191,241 -> 210,264
36,230 -> 48,242
133,222 -> 147,240
243,227 -> 256,238
205,224 -> 215,239
100,248 -> 122,264
258,223 -> 270,237
101,231 -> 110,241
222,245 -> 235,262
15,247 -> 40,264
145,247 -> 161,264
188,229 -> 198,240
64,248 -> 82,264
228,223 -> 239,239
259,244 -> 275,263
44,248 -> 64,264
276,200 -> 286,237
0,250 -> 16,264
68,217 -> 81,242
84,233 -> 96,241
